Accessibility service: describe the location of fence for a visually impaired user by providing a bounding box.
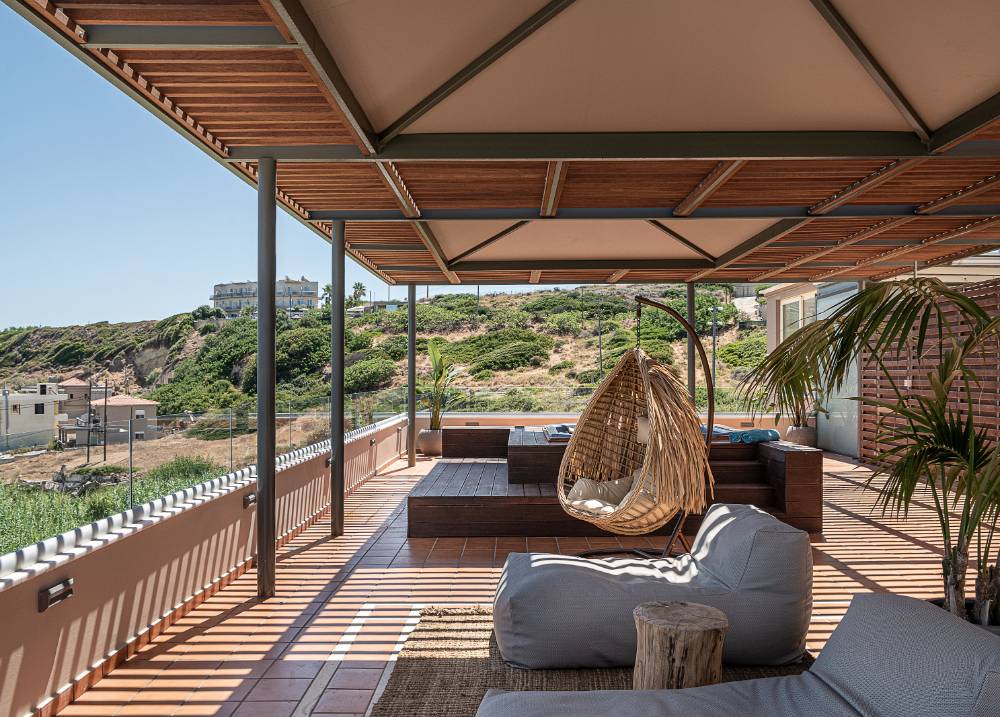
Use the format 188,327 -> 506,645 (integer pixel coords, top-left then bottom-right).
860,278 -> 1000,465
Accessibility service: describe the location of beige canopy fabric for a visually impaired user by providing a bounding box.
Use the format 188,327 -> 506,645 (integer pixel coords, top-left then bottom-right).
8,0 -> 1000,285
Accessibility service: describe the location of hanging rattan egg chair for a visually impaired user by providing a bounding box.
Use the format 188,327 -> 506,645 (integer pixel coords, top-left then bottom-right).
557,296 -> 716,551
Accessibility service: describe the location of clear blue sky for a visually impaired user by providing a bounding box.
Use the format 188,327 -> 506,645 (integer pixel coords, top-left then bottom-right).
0,5 -> 564,331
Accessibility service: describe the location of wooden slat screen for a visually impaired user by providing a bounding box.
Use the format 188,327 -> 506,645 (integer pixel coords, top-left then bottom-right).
860,278 -> 1000,465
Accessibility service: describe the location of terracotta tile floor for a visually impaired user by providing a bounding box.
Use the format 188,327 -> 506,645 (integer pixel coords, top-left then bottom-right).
58,454 -> 943,716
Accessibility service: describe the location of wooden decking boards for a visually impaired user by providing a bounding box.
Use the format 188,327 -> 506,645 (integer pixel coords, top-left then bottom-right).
47,454 -> 947,716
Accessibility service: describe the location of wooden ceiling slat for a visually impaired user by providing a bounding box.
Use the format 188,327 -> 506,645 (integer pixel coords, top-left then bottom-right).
58,2 -> 271,26
396,162 -> 548,209
856,160 -> 1000,204
558,161 -> 716,208
703,160 -> 889,207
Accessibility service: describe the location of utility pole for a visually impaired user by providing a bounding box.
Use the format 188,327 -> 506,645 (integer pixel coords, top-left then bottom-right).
86,381 -> 92,462
597,312 -> 604,375
711,303 -> 718,384
127,418 -> 134,508
102,378 -> 109,462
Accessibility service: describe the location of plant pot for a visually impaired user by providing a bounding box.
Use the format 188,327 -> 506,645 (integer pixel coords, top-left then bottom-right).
417,428 -> 443,457
927,598 -> 1000,635
784,425 -> 817,447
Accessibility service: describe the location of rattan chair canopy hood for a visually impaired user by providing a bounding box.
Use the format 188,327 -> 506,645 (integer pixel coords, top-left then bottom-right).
557,297 -> 715,536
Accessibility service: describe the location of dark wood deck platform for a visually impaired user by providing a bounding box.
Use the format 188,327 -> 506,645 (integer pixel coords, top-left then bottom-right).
407,438 -> 823,538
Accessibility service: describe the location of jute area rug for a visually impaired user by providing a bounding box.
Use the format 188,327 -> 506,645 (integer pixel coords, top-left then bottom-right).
369,607 -> 814,717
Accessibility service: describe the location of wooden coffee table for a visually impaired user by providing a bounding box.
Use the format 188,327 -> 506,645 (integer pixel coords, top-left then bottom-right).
632,601 -> 729,690
507,428 -> 568,484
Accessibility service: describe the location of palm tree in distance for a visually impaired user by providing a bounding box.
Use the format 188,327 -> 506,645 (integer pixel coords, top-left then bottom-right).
352,282 -> 367,302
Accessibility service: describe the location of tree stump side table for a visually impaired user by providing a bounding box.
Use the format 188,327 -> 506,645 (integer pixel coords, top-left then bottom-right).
632,601 -> 729,690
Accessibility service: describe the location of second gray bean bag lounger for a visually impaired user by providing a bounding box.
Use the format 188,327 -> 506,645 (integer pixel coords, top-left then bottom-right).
494,503 -> 812,668
477,593 -> 1000,717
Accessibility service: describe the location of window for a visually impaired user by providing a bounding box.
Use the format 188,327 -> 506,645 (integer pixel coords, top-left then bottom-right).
34,403 -> 45,415
135,410 -> 145,419
781,300 -> 800,341
780,293 -> 817,341
803,295 -> 817,326
134,432 -> 145,440
12,405 -> 20,415
39,384 -> 47,395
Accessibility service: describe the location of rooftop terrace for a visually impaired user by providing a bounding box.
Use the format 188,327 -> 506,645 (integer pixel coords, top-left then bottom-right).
45,453 -> 938,717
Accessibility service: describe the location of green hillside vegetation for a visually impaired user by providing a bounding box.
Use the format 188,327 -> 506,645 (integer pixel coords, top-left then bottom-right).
718,330 -> 767,369
2,286 -> 752,414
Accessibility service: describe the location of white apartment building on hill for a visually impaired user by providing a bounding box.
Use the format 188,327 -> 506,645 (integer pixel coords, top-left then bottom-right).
211,276 -> 321,318
1,383 -> 69,450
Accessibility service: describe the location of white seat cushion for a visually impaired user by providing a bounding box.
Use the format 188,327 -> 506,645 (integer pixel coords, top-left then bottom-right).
566,474 -> 635,516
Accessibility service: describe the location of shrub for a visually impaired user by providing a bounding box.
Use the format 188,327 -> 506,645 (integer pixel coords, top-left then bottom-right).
470,341 -> 551,373
344,357 -> 396,394
574,369 -> 604,384
543,311 -> 585,336
548,359 -> 574,374
443,328 -> 552,364
374,334 -> 428,361
522,290 -> 631,319
718,330 -> 767,368
276,326 -> 330,382
485,307 -> 530,331
48,340 -> 88,366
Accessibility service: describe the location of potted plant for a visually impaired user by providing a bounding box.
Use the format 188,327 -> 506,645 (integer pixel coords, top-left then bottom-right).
738,341 -> 822,447
416,342 -> 460,456
740,278 -> 1000,628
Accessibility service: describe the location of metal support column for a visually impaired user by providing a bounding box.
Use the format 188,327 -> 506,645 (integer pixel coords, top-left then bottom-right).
256,156 -> 277,600
686,283 -> 696,400
330,220 -> 346,538
407,284 -> 417,467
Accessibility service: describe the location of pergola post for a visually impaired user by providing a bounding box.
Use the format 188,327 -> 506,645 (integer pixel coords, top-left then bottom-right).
256,156 -> 277,600
686,282 -> 696,400
407,283 -> 417,467
331,220 -> 346,538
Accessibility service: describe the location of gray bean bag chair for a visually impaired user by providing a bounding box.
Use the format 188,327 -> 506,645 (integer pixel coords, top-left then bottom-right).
494,503 -> 811,668
476,593 -> 1000,717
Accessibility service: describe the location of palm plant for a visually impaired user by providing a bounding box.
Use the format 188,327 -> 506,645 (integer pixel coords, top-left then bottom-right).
420,342 -> 461,430
738,278 -> 1000,622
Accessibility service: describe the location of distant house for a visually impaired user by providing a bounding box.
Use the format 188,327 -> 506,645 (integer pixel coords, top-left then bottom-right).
60,395 -> 161,446
211,276 -> 321,318
1,383 -> 69,449
346,299 -> 407,317
57,377 -> 93,420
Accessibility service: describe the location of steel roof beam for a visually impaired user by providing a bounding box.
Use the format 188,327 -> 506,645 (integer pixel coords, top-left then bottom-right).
688,218 -> 811,281
450,259 -> 714,271
226,131 -> 934,163
82,25 -> 294,49
647,220 -> 716,261
930,91 -> 1000,153
808,0 -> 930,142
378,0 -> 577,145
267,0 -> 377,154
446,221 -> 530,266
308,204 -> 1000,221
411,221 -> 460,284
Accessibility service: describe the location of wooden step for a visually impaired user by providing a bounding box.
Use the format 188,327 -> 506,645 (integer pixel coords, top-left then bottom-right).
712,482 -> 776,507
708,460 -> 766,484
708,442 -> 759,460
